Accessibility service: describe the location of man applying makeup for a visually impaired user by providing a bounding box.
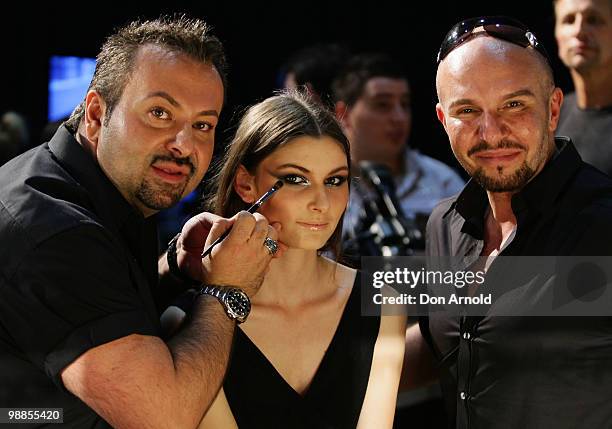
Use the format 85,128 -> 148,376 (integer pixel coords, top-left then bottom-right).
0,16 -> 283,428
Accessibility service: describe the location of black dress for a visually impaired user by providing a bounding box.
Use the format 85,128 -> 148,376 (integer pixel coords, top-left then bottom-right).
223,272 -> 380,429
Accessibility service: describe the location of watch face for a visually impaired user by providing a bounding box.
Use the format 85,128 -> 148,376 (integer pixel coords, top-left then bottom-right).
226,289 -> 251,319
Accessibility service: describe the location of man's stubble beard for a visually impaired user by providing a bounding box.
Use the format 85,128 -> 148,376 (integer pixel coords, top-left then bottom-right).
136,176 -> 190,211
464,129 -> 552,193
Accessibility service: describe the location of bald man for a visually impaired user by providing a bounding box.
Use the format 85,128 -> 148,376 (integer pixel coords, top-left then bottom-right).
400,16 -> 612,429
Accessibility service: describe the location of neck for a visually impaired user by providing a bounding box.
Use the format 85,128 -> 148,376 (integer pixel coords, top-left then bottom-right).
254,248 -> 334,307
570,67 -> 612,109
481,192 -> 517,253
485,191 -> 517,228
75,131 -> 97,159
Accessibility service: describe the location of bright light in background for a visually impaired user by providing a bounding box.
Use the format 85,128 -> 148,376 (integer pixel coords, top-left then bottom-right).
48,56 -> 96,122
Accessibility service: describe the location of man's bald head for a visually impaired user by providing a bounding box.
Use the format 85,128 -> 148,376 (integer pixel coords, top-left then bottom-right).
433,33 -> 564,194
436,34 -> 555,102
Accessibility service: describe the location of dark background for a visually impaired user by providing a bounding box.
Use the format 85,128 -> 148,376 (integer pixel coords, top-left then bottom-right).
2,1 -> 571,171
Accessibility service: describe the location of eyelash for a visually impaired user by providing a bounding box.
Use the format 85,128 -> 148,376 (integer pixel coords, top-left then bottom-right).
279,174 -> 348,187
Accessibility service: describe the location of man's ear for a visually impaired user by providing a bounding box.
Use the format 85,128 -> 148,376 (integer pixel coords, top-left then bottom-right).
84,90 -> 107,149
435,102 -> 447,131
234,165 -> 257,204
334,101 -> 350,128
548,87 -> 564,133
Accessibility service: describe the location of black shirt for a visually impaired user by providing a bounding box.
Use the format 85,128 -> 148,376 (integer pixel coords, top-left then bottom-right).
0,126 -> 161,428
421,138 -> 612,429
223,272 -> 380,429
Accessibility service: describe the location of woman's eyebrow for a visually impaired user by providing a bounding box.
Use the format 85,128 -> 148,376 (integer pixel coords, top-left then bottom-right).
275,164 -> 349,175
276,163 -> 309,173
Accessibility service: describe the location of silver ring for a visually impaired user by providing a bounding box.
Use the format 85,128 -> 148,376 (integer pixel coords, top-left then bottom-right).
263,237 -> 279,256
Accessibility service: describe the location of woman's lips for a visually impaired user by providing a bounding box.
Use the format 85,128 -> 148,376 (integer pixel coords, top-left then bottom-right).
297,221 -> 329,231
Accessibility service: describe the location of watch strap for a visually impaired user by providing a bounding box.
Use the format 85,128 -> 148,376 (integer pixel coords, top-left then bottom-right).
167,233 -> 199,286
199,285 -> 250,324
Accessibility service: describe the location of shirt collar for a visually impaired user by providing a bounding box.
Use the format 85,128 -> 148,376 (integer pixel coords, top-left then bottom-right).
47,125 -> 144,231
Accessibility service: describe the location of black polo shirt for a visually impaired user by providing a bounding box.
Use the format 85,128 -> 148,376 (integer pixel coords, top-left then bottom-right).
0,126 -> 161,428
421,138 -> 612,429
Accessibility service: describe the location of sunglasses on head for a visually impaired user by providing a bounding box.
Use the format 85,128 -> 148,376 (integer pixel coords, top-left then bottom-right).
436,16 -> 550,65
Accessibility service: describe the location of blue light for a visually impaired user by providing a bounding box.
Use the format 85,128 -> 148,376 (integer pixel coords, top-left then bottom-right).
48,56 -> 96,122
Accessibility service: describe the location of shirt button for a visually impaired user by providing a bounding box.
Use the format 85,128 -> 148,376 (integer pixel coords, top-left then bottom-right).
460,391 -> 467,400
462,332 -> 471,340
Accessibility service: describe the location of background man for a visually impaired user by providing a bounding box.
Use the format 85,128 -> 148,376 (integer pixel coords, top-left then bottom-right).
280,43 -> 350,109
333,53 -> 464,252
554,0 -> 612,175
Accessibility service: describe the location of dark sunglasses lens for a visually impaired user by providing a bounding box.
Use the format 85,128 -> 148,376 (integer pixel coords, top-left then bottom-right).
437,19 -> 546,64
438,25 -> 474,63
483,24 -> 529,48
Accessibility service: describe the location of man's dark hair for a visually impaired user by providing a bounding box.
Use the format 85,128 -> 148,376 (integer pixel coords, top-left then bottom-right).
281,43 -> 350,105
332,53 -> 407,106
65,15 -> 227,133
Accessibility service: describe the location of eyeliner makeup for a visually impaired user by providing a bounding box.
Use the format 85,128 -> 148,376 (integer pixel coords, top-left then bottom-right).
201,180 -> 284,258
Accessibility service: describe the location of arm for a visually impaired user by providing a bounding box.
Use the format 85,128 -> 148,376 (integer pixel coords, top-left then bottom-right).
62,296 -> 233,428
357,311 -> 407,429
198,388 -> 238,429
62,211 -> 281,428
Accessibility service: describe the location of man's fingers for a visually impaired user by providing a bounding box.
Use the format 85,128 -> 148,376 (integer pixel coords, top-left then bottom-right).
181,212 -> 226,250
205,218 -> 235,247
250,218 -> 269,243
224,211 -> 257,245
266,222 -> 282,257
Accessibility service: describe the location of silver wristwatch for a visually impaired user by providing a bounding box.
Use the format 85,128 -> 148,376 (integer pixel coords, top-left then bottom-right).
199,285 -> 251,324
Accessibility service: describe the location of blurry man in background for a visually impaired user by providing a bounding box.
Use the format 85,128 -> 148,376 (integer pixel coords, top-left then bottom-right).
554,0 -> 612,175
